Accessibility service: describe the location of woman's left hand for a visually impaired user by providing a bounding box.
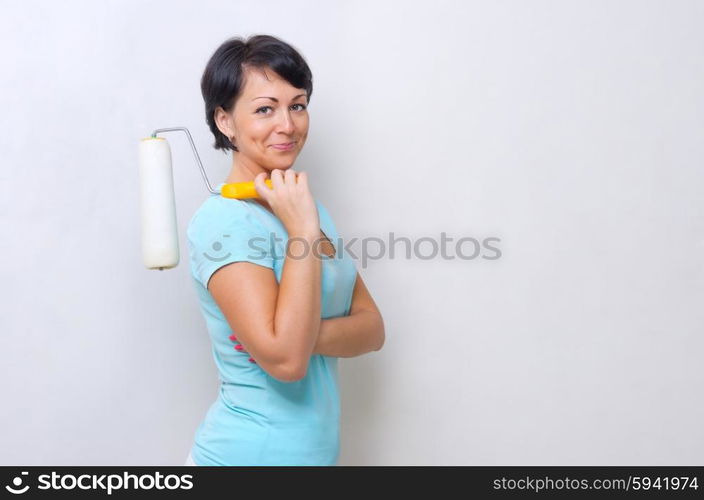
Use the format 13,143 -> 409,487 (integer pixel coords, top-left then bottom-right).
228,333 -> 257,364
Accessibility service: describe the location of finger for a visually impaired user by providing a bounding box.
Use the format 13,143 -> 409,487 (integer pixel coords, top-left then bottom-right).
253,172 -> 272,201
234,343 -> 257,364
297,171 -> 308,186
284,168 -> 297,186
270,169 -> 284,191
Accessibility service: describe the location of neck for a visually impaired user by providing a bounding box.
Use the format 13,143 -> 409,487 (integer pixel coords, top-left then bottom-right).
225,154 -> 270,184
224,155 -> 272,210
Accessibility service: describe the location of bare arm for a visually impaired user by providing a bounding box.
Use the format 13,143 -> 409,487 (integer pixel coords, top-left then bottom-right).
207,169 -> 322,382
312,272 -> 385,357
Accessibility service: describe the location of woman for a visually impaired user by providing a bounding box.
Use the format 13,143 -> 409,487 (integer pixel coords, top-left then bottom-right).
184,34 -> 385,466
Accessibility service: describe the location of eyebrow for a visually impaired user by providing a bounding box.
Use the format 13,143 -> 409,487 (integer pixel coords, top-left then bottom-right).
252,93 -> 307,102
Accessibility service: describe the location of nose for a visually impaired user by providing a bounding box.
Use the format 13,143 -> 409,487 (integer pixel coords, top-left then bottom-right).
276,108 -> 295,135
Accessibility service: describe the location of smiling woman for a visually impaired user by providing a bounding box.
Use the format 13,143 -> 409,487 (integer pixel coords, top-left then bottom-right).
201,35 -> 312,159
185,34 -> 385,467
214,66 -> 310,173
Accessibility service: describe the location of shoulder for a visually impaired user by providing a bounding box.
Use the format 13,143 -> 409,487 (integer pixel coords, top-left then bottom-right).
186,196 -> 276,287
187,196 -> 262,243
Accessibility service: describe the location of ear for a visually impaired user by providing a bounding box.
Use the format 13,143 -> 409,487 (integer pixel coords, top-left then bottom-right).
214,106 -> 234,138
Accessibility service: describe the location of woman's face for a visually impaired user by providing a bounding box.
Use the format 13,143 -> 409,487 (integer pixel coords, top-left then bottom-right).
216,66 -> 309,172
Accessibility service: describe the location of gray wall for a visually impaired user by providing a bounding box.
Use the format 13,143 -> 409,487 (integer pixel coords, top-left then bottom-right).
1,0 -> 702,465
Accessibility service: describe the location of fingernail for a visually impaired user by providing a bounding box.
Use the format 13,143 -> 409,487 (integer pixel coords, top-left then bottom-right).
234,344 -> 244,351
248,357 -> 256,363
229,334 -> 238,342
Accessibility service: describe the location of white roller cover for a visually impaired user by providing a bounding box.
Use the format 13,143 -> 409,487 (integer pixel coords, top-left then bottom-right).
138,137 -> 179,270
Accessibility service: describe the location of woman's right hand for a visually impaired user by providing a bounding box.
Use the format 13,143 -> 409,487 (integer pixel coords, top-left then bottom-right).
254,169 -> 319,237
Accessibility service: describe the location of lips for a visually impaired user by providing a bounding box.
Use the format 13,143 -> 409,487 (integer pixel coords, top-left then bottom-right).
271,141 -> 295,151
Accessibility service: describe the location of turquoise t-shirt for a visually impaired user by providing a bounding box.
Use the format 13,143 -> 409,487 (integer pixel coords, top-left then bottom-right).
186,184 -> 358,466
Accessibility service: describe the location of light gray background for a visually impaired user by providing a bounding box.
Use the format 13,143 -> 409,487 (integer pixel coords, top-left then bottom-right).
1,0 -> 702,465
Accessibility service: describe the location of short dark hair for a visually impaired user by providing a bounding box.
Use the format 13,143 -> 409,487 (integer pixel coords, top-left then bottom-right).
200,34 -> 313,153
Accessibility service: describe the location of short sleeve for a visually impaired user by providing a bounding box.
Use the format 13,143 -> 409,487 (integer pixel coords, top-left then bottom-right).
187,200 -> 275,289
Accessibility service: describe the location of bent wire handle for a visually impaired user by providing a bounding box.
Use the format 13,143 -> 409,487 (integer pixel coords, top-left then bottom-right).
150,127 -> 219,195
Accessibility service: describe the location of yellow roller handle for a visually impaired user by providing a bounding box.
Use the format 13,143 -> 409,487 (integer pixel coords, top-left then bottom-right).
220,180 -> 273,199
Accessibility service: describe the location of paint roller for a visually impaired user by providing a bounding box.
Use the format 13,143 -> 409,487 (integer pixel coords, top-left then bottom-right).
138,126 -> 272,271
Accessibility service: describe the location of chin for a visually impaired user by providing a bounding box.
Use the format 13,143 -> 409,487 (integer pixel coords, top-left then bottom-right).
272,159 -> 297,170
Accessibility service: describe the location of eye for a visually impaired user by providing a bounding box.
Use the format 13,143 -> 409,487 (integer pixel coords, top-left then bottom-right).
255,106 -> 272,114
292,103 -> 307,111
